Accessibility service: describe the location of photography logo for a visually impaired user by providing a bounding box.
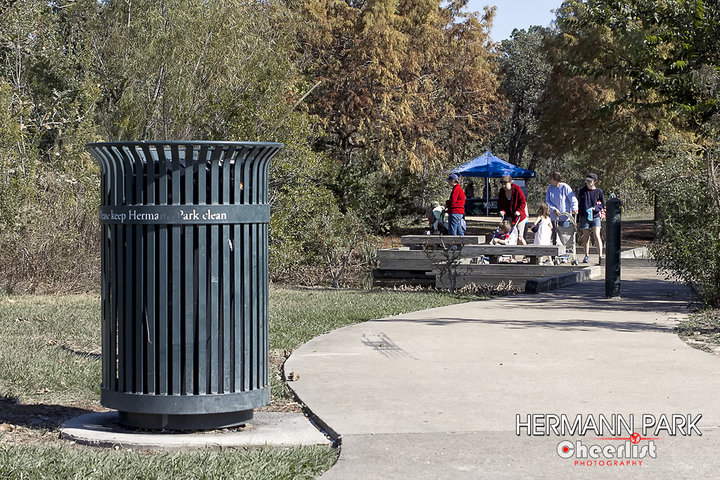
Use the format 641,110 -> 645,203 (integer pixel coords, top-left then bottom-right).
516,413 -> 702,467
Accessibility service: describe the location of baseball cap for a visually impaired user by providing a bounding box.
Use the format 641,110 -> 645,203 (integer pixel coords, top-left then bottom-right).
585,173 -> 598,182
447,173 -> 459,181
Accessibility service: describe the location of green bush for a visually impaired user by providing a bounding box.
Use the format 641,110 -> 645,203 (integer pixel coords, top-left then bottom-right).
336,162 -> 449,234
646,142 -> 720,307
0,170 -> 101,293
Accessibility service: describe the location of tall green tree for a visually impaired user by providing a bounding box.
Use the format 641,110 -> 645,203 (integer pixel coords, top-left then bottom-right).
94,0 -> 296,142
537,0 -> 719,184
558,0 -> 719,125
0,0 -> 347,289
544,0 -> 720,304
493,26 -> 552,172
91,0 -> 344,279
0,0 -> 102,291
0,0 -> 100,217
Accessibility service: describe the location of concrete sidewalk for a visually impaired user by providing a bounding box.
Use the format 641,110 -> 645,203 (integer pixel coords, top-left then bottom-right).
286,267 -> 720,479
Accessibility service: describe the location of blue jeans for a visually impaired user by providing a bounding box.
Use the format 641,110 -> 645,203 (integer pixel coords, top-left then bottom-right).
579,217 -> 602,229
448,213 -> 464,236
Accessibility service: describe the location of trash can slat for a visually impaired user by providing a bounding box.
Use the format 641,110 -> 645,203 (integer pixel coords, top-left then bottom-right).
131,146 -> 145,394
222,149 -> 232,393
170,144 -> 182,395
141,145 -> 156,393
156,146 -> 169,395
183,145 -> 195,396
209,151 -> 220,394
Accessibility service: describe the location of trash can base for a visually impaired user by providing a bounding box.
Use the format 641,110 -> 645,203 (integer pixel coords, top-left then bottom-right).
118,410 -> 253,431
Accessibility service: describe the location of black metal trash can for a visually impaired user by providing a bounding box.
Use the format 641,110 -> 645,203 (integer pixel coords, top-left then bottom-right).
86,141 -> 283,430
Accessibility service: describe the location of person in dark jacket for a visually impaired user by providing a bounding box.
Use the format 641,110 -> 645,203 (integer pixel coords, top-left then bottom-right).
445,174 -> 466,236
577,172 -> 605,263
497,175 -> 528,245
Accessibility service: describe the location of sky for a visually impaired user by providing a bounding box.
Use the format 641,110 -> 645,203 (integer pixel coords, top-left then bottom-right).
465,0 -> 563,41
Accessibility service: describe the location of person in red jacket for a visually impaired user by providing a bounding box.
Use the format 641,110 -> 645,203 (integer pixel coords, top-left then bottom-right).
445,173 -> 466,236
497,175 -> 528,245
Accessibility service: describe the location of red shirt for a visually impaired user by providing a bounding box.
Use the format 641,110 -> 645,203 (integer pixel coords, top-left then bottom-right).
497,183 -> 527,222
446,183 -> 466,214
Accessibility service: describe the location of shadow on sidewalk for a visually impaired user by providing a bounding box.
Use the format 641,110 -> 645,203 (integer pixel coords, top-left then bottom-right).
373,276 -> 696,333
384,316 -> 677,333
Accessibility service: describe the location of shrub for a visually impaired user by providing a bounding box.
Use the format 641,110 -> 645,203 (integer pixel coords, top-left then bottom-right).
646,141 -> 720,307
0,170 -> 101,293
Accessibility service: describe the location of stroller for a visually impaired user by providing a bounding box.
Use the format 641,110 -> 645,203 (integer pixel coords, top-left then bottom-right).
553,212 -> 578,265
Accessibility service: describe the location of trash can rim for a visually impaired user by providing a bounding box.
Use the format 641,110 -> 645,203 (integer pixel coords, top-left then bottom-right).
86,140 -> 283,148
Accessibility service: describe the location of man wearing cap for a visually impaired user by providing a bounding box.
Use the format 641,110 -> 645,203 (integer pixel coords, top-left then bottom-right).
577,172 -> 605,263
445,173 -> 466,236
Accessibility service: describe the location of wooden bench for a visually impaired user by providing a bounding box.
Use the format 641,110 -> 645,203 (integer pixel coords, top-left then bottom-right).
462,245 -> 561,265
372,235 -> 485,286
372,237 -> 559,287
433,264 -> 597,289
400,235 -> 486,247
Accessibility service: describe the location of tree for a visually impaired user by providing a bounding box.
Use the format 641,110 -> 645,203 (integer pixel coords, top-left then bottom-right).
537,0 -> 719,185
646,140 -> 720,306
91,0 -> 345,277
544,0 -> 720,304
558,0 -> 720,125
0,0 -> 348,289
0,0 -> 102,291
295,0 -> 504,228
0,0 -> 100,205
493,26 -> 553,172
94,0 -> 299,142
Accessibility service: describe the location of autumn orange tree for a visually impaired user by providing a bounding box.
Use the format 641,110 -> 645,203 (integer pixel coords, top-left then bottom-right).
295,0 -> 505,228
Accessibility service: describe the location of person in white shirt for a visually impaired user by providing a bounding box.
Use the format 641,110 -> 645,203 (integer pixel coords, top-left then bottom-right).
427,201 -> 448,234
530,203 -> 553,264
531,203 -> 552,245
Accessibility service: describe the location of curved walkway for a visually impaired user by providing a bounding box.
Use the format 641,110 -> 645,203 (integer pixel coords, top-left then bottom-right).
286,267 -> 720,479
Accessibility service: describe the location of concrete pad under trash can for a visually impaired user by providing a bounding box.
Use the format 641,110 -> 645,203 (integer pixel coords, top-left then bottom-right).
60,411 -> 331,450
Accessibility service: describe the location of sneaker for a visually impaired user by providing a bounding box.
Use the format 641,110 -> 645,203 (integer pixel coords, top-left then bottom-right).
582,255 -> 589,263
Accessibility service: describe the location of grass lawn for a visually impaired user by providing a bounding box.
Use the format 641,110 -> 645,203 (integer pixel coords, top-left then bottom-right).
0,287 -> 478,479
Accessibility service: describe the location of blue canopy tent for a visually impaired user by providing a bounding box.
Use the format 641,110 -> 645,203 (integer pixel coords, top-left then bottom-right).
452,151 -> 536,215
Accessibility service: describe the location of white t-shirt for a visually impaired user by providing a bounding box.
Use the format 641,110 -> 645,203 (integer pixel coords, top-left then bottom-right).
533,217 -> 552,245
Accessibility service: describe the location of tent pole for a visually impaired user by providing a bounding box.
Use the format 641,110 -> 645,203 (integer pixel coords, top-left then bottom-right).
486,177 -> 489,216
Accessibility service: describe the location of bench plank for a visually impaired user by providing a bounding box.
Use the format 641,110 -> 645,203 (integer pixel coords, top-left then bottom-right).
377,248 -> 483,271
462,245 -> 561,265
433,264 -> 593,289
401,235 -> 485,246
462,245 -> 561,256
